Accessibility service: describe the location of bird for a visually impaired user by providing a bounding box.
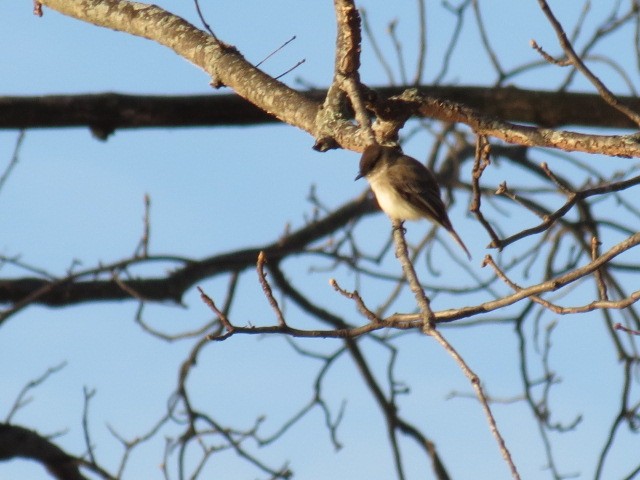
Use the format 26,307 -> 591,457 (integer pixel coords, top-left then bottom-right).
355,144 -> 471,260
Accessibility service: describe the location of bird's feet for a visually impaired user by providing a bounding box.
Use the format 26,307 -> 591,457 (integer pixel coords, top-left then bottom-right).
391,220 -> 406,234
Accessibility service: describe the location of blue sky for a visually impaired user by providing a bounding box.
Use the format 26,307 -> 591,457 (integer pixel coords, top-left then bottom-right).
1,1 -> 639,479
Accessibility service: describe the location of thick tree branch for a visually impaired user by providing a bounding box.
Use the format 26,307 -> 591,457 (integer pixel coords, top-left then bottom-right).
0,424 -> 87,480
3,87 -> 640,132
26,0 -> 640,157
36,0 -> 366,148
0,194 -> 372,308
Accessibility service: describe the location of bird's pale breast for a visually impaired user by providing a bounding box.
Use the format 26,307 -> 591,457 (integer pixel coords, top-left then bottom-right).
367,169 -> 422,221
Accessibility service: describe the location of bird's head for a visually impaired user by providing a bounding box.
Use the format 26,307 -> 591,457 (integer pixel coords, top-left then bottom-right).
355,144 -> 390,180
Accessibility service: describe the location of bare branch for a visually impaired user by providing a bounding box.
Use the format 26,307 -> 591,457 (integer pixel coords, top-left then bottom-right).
535,0 -> 640,127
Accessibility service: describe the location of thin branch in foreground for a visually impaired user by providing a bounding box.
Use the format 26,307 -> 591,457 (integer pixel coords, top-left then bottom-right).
198,287 -> 234,333
256,251 -> 287,327
431,328 -> 521,480
390,220 -> 520,479
329,278 -> 380,323
529,40 -> 572,66
484,254 -> 640,315
470,134 -> 501,247
391,220 -> 434,328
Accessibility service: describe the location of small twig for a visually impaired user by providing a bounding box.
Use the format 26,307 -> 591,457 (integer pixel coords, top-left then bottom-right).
193,0 -> 218,40
329,278 -> 380,323
412,0 -> 427,86
360,8 -> 396,84
471,0 -> 504,80
197,286 -> 234,333
388,19 -> 408,85
614,323 -> 640,336
434,0 -> 472,84
135,193 -> 151,258
492,174 -> 640,249
107,412 -> 172,479
0,130 -> 25,195
82,387 -> 98,465
33,1 -> 43,16
256,35 -> 297,68
428,328 -> 521,479
484,255 -> 640,315
591,236 -> 609,301
470,134 -> 501,248
340,76 -> 373,137
540,162 -> 572,194
390,218 -> 520,478
5,362 -> 67,422
529,40 -> 572,66
257,251 -> 287,327
274,59 -> 306,80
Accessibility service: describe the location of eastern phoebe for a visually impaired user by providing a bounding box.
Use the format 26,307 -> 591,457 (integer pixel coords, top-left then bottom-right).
355,144 -> 471,259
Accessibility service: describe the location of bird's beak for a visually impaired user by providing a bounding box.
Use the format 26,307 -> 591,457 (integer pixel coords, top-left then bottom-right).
355,172 -> 363,181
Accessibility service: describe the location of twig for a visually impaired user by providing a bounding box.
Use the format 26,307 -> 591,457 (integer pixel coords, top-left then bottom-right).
388,19 -> 408,85
529,40 -> 572,66
329,278 -> 380,323
471,0 -> 504,80
485,255 -> 640,315
0,130 -> 25,195
5,362 -> 67,422
434,0 -> 472,84
256,35 -> 297,67
470,134 -> 501,247
412,0 -> 427,86
81,387 -> 98,466
198,286 -> 234,332
133,193 -> 151,258
536,0 -> 640,127
391,220 -> 434,328
274,58 -> 306,80
614,323 -> 640,336
491,173 -> 640,249
591,236 -> 608,301
256,251 -> 287,327
430,327 -> 521,479
391,220 -> 520,478
360,8 -> 396,84
33,1 -> 43,16
193,0 -> 218,40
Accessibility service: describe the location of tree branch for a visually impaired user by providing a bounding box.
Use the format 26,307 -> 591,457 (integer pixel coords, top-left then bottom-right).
4,86 -> 640,132
0,424 -> 87,480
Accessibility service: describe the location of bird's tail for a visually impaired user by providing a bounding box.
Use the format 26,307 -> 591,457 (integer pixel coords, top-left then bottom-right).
447,227 -> 472,260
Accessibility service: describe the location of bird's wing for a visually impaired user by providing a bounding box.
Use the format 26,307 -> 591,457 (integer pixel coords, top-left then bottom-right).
387,155 -> 453,229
